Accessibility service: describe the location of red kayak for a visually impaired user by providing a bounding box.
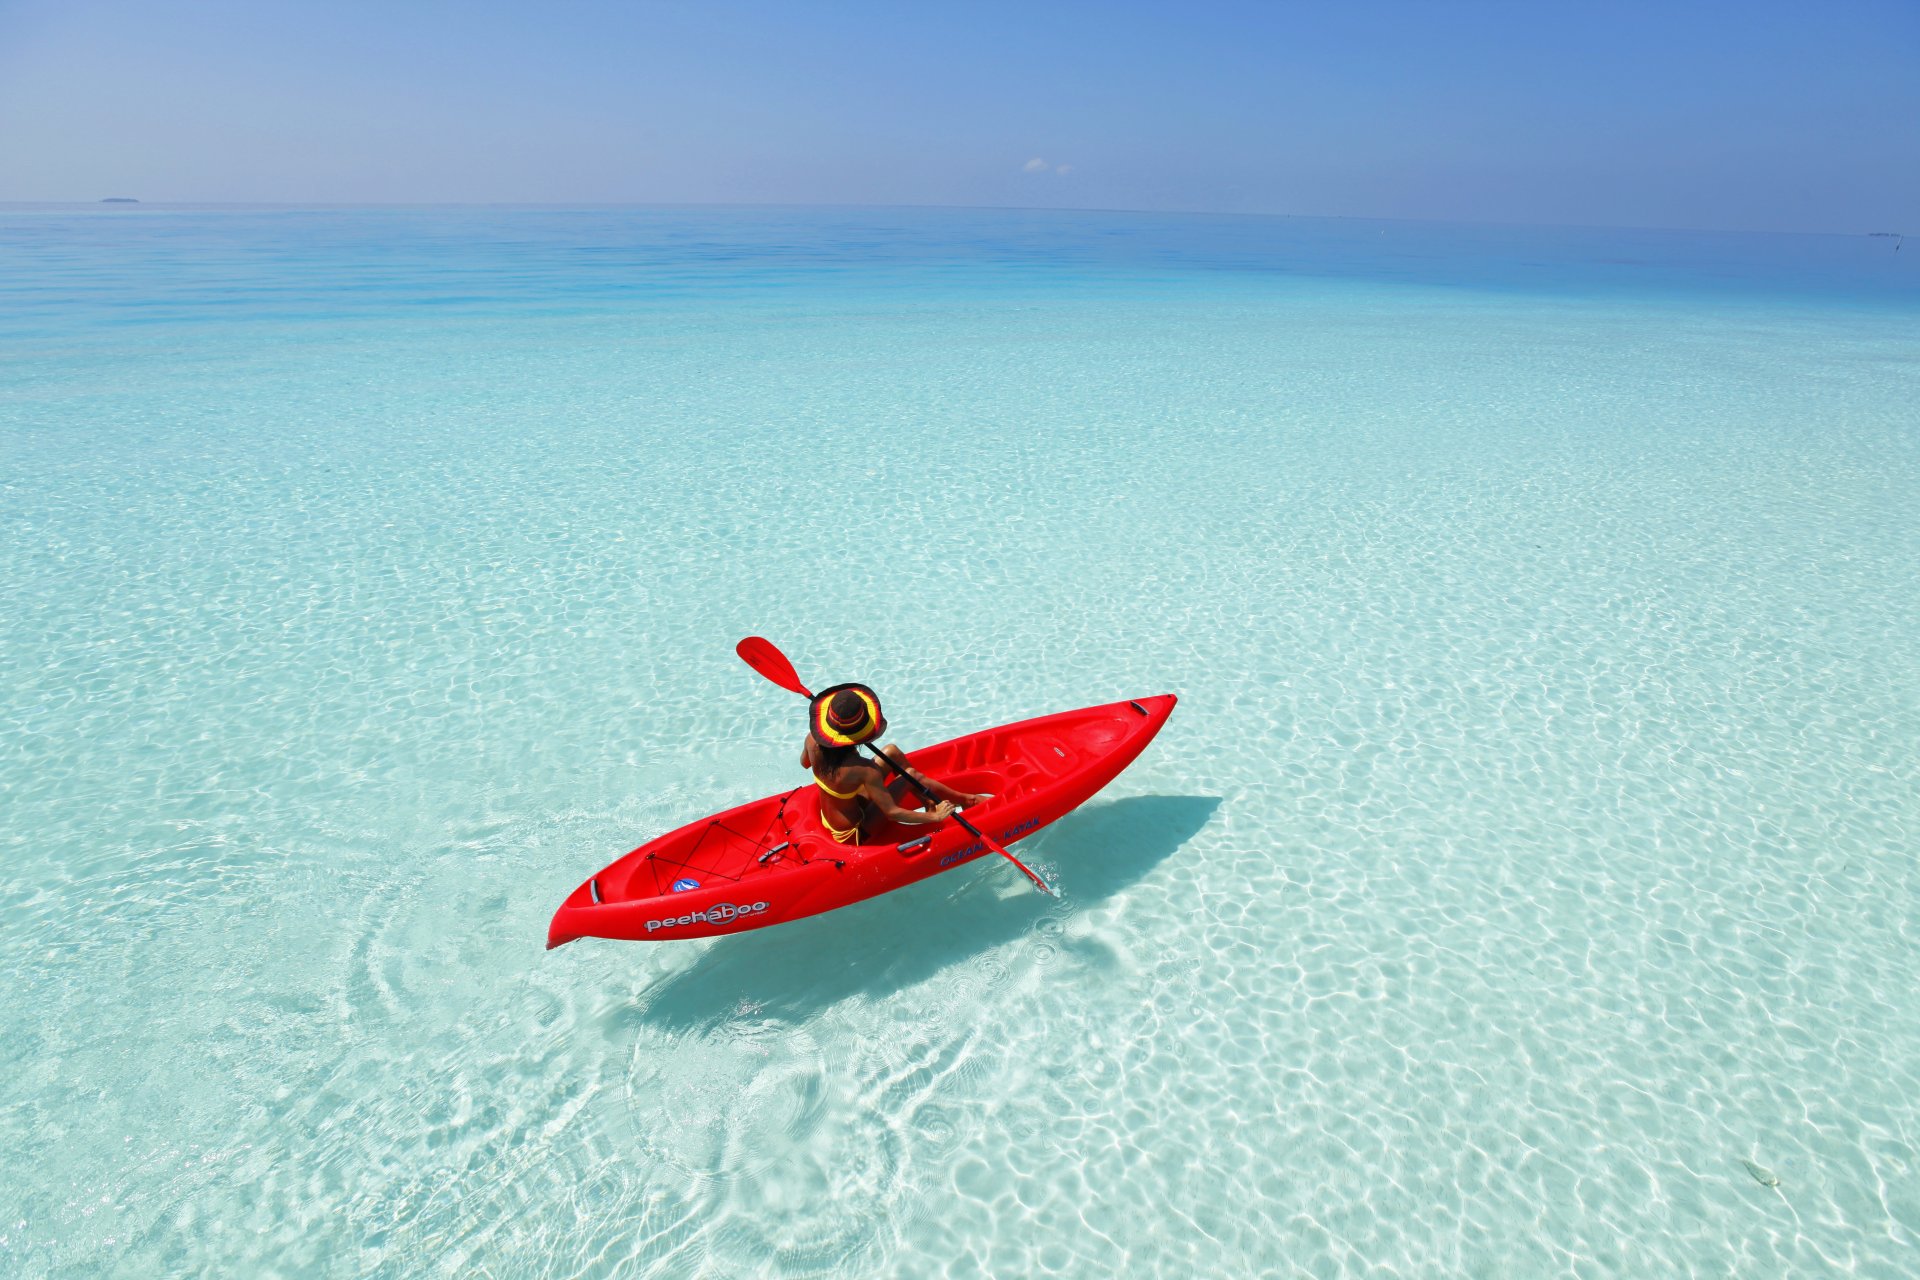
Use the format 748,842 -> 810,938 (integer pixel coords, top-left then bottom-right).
546,694 -> 1175,947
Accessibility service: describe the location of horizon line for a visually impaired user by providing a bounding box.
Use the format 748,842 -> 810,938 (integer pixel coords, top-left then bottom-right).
0,197 -> 1901,240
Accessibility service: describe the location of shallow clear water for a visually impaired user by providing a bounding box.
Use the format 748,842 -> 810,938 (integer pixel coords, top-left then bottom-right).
3,206 -> 1917,1277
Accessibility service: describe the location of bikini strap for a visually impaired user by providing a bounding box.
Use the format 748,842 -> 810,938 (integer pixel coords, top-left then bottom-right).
814,772 -> 861,800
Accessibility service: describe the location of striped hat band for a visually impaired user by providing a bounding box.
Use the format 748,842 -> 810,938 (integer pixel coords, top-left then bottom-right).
810,683 -> 882,748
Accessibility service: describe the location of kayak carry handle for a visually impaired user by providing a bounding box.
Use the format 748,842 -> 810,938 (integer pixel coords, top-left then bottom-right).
898,836 -> 932,856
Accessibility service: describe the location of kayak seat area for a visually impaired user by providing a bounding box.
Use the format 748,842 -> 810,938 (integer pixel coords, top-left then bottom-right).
861,766 -> 1008,842
863,762 -> 1033,846
597,716 -> 1129,895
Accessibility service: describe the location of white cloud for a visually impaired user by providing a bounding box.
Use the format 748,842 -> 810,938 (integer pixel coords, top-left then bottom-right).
1023,157 -> 1048,173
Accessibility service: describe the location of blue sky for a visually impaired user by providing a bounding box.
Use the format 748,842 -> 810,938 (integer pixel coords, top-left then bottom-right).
1,0 -> 1914,232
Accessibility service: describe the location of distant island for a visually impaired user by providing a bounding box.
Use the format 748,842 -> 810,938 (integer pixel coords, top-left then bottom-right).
1866,231 -> 1901,238
100,197 -> 139,203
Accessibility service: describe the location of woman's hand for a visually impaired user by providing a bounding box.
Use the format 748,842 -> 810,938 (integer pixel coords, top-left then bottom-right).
924,800 -> 957,823
961,792 -> 992,808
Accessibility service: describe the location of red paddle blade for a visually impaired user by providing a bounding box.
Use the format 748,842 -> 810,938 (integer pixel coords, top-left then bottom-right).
997,841 -> 1054,895
967,820 -> 1052,895
736,636 -> 812,698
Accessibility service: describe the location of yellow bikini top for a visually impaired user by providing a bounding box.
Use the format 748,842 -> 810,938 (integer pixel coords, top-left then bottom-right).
814,772 -> 862,801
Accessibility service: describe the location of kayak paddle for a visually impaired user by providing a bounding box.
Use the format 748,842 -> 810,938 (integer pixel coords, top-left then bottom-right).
736,634 -> 816,699
734,636 -> 1054,895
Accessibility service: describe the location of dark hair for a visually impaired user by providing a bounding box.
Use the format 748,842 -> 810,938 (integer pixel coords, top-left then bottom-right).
812,740 -> 861,771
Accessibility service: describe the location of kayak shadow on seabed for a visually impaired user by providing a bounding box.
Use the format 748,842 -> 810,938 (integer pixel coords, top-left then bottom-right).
629,794 -> 1221,1031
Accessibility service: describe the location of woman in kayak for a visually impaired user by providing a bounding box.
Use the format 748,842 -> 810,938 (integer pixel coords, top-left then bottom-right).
803,683 -> 986,845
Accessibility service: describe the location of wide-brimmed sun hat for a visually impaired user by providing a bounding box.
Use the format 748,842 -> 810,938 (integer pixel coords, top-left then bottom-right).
810,683 -> 883,748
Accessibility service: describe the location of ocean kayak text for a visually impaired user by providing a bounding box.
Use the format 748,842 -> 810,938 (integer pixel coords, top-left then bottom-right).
939,816 -> 1045,867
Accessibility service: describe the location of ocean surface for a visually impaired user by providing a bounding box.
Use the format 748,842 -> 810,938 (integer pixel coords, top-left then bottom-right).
3,205 -> 1917,1278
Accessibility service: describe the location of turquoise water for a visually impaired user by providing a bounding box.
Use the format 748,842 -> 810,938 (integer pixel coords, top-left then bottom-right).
4,206 -> 1917,1277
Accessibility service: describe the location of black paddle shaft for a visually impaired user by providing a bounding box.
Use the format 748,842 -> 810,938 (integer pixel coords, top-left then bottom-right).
860,745 -> 995,844
739,636 -> 1050,894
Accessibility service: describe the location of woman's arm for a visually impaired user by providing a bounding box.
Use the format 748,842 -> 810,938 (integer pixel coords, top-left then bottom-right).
875,744 -> 988,807
865,777 -> 955,826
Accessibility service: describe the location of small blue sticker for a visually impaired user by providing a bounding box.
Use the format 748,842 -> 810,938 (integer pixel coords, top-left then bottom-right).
671,878 -> 700,893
